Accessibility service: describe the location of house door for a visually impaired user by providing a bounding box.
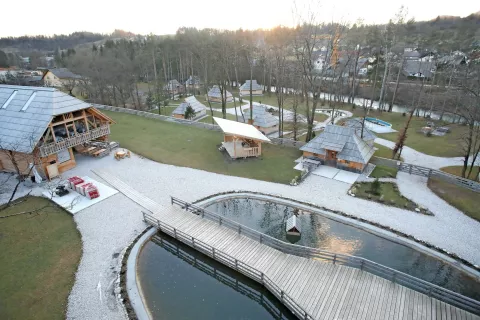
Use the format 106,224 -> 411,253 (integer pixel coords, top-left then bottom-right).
325,150 -> 337,167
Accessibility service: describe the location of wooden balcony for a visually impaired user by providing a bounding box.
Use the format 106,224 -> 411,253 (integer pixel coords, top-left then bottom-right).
39,125 -> 110,157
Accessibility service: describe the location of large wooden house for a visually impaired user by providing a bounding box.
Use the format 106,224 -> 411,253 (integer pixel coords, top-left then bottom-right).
300,123 -> 376,173
0,85 -> 114,179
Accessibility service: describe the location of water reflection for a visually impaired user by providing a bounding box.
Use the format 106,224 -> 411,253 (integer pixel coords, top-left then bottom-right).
205,198 -> 480,301
138,232 -> 297,320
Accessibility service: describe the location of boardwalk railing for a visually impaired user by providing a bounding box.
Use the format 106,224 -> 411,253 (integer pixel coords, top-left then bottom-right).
372,156 -> 480,192
142,211 -> 315,320
164,197 -> 480,315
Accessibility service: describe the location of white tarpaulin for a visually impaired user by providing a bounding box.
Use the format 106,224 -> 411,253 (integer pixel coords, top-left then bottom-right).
213,117 -> 271,142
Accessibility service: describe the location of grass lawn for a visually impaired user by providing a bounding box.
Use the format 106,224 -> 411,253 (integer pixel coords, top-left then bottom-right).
104,111 -> 302,184
370,165 -> 398,178
440,166 -> 480,181
344,108 -> 468,157
353,182 -> 426,213
428,177 -> 480,221
0,197 -> 82,320
198,111 -> 240,124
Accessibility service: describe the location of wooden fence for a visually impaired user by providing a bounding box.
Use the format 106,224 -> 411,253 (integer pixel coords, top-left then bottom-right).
151,197 -> 480,315
372,156 -> 480,192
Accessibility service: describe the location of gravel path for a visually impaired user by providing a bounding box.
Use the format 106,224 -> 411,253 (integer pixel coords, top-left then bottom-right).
375,137 -> 479,169
101,153 -> 480,266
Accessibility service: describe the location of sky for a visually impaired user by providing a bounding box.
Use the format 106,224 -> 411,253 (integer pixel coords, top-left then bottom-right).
1,0 -> 478,37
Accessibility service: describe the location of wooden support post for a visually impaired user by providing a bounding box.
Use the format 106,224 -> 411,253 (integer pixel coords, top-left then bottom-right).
281,290 -> 284,301
333,254 -> 336,264
173,228 -> 177,239
212,248 -> 216,259
238,225 -> 241,234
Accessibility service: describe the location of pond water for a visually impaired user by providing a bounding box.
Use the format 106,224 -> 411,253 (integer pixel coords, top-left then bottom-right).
138,232 -> 297,320
204,197 -> 480,301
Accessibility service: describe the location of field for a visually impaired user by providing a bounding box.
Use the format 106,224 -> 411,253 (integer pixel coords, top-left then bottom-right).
104,111 -> 302,184
440,166 -> 480,181
343,108 -> 468,157
353,182 -> 424,212
428,177 -> 480,222
0,197 -> 82,320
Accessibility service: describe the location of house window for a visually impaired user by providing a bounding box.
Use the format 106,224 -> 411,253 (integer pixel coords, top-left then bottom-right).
345,160 -> 350,164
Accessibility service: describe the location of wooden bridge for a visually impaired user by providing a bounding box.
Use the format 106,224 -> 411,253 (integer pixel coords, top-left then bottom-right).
94,169 -> 480,320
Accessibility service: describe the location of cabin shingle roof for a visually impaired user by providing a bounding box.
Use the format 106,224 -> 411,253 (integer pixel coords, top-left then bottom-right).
207,86 -> 233,99
300,124 -> 375,164
240,80 -> 262,91
0,85 -> 93,153
248,105 -> 278,128
48,68 -> 81,79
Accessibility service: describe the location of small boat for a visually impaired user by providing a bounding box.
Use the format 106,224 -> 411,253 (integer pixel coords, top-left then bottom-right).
286,215 -> 301,236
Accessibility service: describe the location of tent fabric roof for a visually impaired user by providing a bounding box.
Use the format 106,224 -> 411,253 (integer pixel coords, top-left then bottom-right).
300,124 -> 374,164
0,84 -> 93,153
207,86 -> 233,99
248,105 -> 278,128
240,80 -> 262,91
213,117 -> 270,142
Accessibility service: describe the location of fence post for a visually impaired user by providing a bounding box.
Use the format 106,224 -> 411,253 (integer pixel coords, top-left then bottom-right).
392,271 -> 396,283
201,209 -> 204,218
260,234 -> 263,243
157,219 -> 160,228
238,225 -> 241,234
333,254 -> 336,264
170,197 -> 173,205
428,169 -> 432,178
360,260 -> 364,270
409,165 -> 412,174
219,217 -> 222,226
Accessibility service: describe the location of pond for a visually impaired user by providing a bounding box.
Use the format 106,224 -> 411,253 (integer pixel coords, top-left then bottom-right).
138,232 -> 297,320
204,197 -> 480,301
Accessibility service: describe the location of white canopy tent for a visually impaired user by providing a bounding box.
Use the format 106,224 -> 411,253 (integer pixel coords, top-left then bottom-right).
214,117 -> 270,159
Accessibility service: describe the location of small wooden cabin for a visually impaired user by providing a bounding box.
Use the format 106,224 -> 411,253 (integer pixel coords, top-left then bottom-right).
0,85 -> 114,180
214,117 -> 270,159
239,80 -> 263,96
172,96 -> 207,120
207,86 -> 233,103
246,104 -> 279,135
300,123 -> 375,173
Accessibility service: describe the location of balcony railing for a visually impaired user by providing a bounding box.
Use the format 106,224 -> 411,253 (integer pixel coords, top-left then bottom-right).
39,125 -> 110,157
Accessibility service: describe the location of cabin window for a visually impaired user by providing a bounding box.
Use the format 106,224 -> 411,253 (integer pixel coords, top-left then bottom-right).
21,92 -> 36,111
345,160 -> 350,164
1,90 -> 17,109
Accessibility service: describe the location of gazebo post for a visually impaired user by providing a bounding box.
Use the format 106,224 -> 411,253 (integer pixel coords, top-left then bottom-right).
233,136 -> 237,158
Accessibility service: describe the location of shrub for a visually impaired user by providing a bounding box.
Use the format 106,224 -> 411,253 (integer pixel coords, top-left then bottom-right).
370,178 -> 381,195
402,112 -> 406,116
426,131 -> 432,137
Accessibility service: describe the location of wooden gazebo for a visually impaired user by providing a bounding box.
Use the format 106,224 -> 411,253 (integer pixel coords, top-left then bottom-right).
214,117 -> 270,159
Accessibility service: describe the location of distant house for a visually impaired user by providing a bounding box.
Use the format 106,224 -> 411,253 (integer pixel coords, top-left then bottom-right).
171,96 -> 207,120
239,80 -> 263,96
403,48 -> 421,60
245,104 -> 278,135
42,68 -> 82,87
300,123 -> 376,173
402,60 -> 436,79
207,86 -> 233,103
164,79 -> 185,96
185,75 -> 202,89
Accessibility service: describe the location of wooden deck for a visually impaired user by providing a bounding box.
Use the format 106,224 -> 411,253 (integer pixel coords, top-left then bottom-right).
94,169 -> 480,320
222,141 -> 260,158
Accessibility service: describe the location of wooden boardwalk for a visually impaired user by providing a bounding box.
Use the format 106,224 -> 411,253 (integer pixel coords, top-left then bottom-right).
94,169 -> 480,320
